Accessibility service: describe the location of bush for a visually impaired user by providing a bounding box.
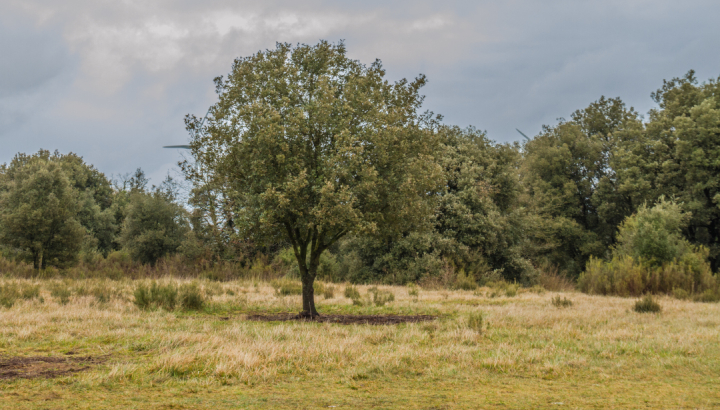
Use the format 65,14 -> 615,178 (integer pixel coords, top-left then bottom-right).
179,283 -> 205,310
580,199 -> 717,298
452,269 -> 478,291
0,284 -> 19,308
537,264 -> 575,291
133,281 -> 178,311
551,296 -> 573,308
634,295 -> 661,313
271,278 -> 302,296
486,281 -> 519,297
370,288 -> 395,306
344,285 -> 361,300
579,254 -> 716,297
694,289 -> 720,303
408,284 -> 419,298
323,285 -> 335,299
49,282 -> 72,305
467,312 -> 483,333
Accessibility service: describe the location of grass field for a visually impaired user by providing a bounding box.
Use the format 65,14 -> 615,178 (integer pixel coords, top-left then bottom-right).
0,278 -> 719,409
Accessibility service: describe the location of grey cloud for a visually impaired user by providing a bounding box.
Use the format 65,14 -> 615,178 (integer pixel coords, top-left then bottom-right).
0,0 -> 719,187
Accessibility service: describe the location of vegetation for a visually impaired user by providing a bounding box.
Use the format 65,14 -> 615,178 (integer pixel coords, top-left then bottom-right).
634,294 -> 662,313
0,278 -> 718,408
0,41 -> 719,309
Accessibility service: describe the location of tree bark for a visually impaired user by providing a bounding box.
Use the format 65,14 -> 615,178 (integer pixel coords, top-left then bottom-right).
298,249 -> 321,318
33,247 -> 43,271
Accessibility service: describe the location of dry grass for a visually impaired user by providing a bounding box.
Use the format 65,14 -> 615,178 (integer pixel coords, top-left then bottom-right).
0,278 -> 719,409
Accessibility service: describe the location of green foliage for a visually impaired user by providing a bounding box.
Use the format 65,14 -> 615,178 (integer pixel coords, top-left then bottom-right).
634,295 -> 661,313
695,288 -> 720,303
271,278 -> 302,296
187,40 -> 443,314
322,285 -> 335,299
579,199 -> 716,297
369,287 -> 395,306
179,283 -> 205,310
551,296 -> 573,308
451,269 -> 478,291
0,152 -> 86,269
133,282 -> 178,311
49,282 -> 72,305
485,281 -> 519,298
613,198 -> 691,265
522,97 -> 642,276
344,285 -> 361,300
119,190 -> 189,265
0,282 -> 39,308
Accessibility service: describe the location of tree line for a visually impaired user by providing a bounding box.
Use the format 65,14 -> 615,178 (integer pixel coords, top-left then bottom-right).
1,41 -> 718,314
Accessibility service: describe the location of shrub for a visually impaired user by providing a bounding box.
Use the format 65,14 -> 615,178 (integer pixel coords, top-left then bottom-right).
467,312 -> 483,333
408,284 -> 419,298
0,284 -> 19,308
634,295 -> 661,313
370,289 -> 395,306
672,288 -> 689,300
323,285 -> 335,299
580,199 -> 717,298
179,283 -> 205,310
551,296 -> 573,308
486,281 -> 518,297
344,285 -> 361,300
452,269 -> 478,291
20,283 -> 40,299
694,289 -> 720,303
133,282 -> 178,311
49,282 -> 72,305
579,254 -> 716,297
537,264 -> 575,291
271,278 -> 302,296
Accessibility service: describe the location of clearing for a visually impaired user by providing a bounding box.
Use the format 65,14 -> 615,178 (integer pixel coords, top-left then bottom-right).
0,278 -> 718,409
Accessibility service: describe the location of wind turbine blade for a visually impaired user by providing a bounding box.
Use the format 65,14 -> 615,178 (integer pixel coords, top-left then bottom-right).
516,129 -> 530,141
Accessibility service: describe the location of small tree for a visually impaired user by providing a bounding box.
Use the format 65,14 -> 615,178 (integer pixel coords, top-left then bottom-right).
119,189 -> 189,265
185,41 -> 442,317
0,157 -> 85,269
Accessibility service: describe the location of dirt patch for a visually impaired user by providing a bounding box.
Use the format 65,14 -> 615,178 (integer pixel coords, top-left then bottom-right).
0,355 -> 106,380
245,313 -> 437,325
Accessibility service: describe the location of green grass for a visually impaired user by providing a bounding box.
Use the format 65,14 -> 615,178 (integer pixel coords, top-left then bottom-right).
0,279 -> 719,409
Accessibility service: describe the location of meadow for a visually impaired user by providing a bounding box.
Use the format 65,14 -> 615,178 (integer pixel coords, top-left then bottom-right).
0,277 -> 719,409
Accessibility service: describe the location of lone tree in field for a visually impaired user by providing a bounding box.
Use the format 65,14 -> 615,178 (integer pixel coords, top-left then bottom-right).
185,41 -> 442,317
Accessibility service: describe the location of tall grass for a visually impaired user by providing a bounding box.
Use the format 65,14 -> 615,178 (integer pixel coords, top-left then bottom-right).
578,255 -> 718,298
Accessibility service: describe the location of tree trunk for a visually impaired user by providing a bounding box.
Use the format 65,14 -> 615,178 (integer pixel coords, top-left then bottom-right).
33,247 -> 43,271
298,251 -> 321,318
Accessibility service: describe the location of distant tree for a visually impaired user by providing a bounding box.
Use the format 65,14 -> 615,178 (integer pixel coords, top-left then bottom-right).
522,97 -> 641,276
118,188 -> 190,265
436,126 -> 533,283
186,41 -> 442,317
0,156 -> 85,269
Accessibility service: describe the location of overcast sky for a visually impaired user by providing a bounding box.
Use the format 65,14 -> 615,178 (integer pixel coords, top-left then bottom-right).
1,0 -> 719,185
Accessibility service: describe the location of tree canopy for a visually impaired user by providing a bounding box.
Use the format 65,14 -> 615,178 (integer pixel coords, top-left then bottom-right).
185,41 -> 443,315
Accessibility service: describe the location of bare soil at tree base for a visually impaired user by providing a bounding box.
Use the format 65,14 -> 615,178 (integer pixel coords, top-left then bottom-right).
244,313 -> 437,325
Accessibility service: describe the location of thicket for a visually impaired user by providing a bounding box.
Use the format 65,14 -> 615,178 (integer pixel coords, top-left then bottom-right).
0,69 -> 719,301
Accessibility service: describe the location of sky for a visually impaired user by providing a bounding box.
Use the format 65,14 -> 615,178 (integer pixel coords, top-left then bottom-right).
1,0 -> 719,186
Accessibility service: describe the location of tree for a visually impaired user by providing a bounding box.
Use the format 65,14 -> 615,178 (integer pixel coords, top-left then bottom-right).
614,71 -> 720,271
186,41 -> 442,317
522,97 -> 641,276
118,188 -> 190,265
0,155 -> 85,269
436,126 -> 533,283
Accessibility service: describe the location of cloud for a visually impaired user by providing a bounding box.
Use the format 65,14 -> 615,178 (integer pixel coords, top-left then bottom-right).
0,0 -> 719,186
